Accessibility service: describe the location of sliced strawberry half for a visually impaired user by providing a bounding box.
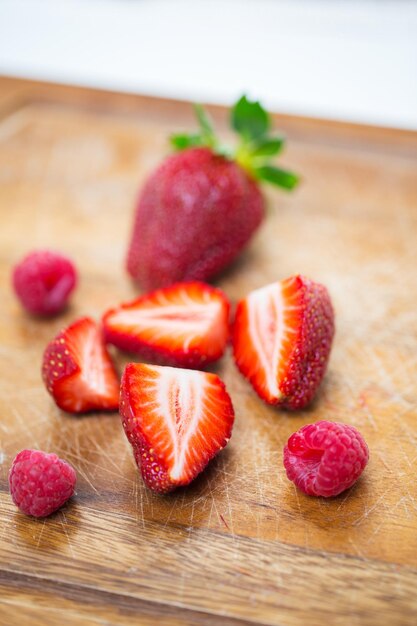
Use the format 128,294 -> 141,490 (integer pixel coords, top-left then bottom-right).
232,275 -> 335,410
42,317 -> 119,414
120,363 -> 235,493
102,282 -> 230,367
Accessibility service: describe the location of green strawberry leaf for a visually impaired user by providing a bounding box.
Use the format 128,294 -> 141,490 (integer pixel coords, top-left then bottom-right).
250,136 -> 285,158
170,104 -> 216,151
194,104 -> 215,140
254,165 -> 300,190
170,133 -> 203,150
231,95 -> 270,141
169,94 -> 300,194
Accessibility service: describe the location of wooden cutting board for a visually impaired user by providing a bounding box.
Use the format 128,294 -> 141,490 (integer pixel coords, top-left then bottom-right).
0,77 -> 416,626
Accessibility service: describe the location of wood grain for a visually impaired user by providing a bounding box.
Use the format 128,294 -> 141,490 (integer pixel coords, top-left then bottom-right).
0,76 -> 416,625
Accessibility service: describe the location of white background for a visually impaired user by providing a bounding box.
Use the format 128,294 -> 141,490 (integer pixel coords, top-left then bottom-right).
0,0 -> 416,129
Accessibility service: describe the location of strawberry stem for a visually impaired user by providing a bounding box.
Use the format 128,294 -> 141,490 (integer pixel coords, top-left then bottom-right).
170,95 -> 300,191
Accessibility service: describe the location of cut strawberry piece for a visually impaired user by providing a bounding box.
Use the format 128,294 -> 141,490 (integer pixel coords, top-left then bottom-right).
120,363 -> 235,493
232,275 -> 334,410
103,282 -> 230,367
42,317 -> 119,414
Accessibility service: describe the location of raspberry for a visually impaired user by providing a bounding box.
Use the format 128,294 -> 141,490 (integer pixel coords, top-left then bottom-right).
283,421 -> 369,497
9,449 -> 76,517
12,250 -> 77,315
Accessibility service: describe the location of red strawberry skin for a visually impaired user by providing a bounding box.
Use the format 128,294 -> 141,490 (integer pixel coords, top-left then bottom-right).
42,317 -> 119,414
102,281 -> 230,368
127,147 -> 264,290
233,275 -> 335,410
120,363 -> 235,493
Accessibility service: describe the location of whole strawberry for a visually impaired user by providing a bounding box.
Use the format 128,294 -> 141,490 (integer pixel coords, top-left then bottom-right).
127,97 -> 299,289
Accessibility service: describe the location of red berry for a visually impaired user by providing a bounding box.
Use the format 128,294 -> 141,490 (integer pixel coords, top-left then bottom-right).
126,96 -> 300,289
42,317 -> 120,414
283,421 -> 369,497
103,281 -> 230,368
126,147 -> 264,289
233,275 -> 335,409
9,449 -> 76,517
12,249 -> 77,315
120,363 -> 235,493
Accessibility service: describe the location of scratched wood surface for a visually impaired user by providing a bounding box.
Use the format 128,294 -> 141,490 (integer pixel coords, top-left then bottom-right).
0,77 -> 416,626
